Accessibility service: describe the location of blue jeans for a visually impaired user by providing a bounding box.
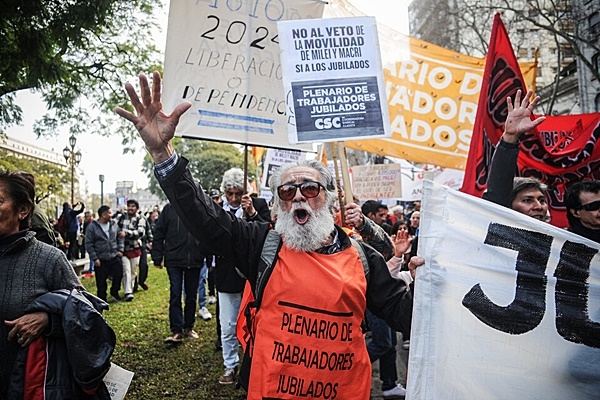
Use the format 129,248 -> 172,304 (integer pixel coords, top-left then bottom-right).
366,309 -> 398,391
197,262 -> 208,308
219,292 -> 242,369
167,267 -> 201,334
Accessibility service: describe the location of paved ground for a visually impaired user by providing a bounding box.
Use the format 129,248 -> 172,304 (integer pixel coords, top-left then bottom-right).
370,332 -> 409,399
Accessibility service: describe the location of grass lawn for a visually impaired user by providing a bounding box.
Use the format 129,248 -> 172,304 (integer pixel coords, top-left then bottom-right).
81,264 -> 246,399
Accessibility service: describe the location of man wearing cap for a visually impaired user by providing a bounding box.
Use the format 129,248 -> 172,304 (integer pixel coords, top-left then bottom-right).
85,205 -> 124,302
117,199 -> 147,302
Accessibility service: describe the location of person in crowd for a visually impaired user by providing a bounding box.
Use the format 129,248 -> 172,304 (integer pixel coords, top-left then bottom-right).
482,89 -> 547,217
206,189 -> 220,306
82,211 -> 95,278
50,217 -> 68,254
210,168 -> 271,384
151,202 -> 204,343
116,199 -> 147,302
14,172 -> 57,247
136,210 -> 152,291
115,71 -> 422,398
61,200 -> 85,260
0,170 -> 81,397
390,205 -> 404,225
75,215 -> 85,259
409,211 -> 420,237
362,199 -> 393,234
391,219 -> 412,265
197,257 -> 213,321
85,205 -> 124,302
346,204 -> 407,399
565,180 -> 600,244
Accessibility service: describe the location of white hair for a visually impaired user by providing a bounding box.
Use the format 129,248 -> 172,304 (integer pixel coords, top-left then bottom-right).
220,168 -> 249,192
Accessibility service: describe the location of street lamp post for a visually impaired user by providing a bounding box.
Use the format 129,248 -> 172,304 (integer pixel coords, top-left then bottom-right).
63,135 -> 82,205
99,174 -> 105,206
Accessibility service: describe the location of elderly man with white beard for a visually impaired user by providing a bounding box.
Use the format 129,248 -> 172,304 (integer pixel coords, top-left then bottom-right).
116,71 -> 424,400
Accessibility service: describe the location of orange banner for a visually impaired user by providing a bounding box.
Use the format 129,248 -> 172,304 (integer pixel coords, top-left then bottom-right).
325,0 -> 536,170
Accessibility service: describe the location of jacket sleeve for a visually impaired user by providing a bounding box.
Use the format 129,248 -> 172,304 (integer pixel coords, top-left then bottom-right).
247,197 -> 271,223
85,225 -> 98,262
116,223 -> 124,253
158,156 -> 269,282
144,216 -> 153,244
358,217 -> 394,261
363,243 -> 413,334
151,206 -> 168,265
482,139 -> 520,208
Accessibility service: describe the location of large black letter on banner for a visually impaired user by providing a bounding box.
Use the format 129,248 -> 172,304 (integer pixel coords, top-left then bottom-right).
462,223 -> 553,334
554,241 -> 600,348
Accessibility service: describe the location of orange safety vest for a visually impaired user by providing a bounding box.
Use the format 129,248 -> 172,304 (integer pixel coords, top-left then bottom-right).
247,244 -> 370,400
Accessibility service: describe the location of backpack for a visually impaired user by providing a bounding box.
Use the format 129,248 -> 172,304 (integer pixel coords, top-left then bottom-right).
235,229 -> 370,391
57,212 -> 69,236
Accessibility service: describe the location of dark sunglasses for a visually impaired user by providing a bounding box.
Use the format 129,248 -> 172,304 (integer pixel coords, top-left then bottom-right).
578,200 -> 600,212
277,181 -> 324,201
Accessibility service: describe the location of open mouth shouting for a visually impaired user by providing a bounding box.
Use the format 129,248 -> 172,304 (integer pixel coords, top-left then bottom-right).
294,208 -> 310,225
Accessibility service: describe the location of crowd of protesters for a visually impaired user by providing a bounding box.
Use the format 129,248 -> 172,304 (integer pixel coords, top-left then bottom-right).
2,75 -> 599,399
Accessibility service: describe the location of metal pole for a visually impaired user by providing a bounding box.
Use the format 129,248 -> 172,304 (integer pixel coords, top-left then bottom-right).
70,160 -> 75,205
99,174 -> 105,205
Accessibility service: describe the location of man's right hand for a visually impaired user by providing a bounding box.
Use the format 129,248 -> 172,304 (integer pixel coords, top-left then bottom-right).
114,71 -> 192,163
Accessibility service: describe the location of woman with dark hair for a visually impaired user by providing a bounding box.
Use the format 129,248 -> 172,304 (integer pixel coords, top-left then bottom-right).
0,170 -> 83,397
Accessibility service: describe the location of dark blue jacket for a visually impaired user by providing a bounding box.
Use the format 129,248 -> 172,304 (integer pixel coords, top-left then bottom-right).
7,288 -> 115,400
151,203 -> 205,268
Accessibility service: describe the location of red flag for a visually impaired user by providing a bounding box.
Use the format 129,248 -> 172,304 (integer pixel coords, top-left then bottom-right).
461,13 -> 526,198
461,13 -> 600,228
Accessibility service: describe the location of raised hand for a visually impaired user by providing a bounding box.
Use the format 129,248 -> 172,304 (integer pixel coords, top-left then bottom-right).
503,89 -> 546,143
115,71 -> 192,163
392,230 -> 412,257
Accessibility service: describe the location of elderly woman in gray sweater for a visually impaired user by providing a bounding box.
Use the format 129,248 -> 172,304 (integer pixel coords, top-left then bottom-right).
0,170 -> 81,398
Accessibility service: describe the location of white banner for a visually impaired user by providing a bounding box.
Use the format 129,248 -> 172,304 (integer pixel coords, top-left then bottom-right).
350,163 -> 401,200
163,0 -> 323,151
277,16 -> 390,144
409,180 -> 600,399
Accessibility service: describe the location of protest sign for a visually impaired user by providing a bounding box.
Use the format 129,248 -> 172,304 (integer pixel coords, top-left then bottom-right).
162,0 -> 322,151
261,148 -> 305,188
278,16 -> 390,144
103,363 -> 134,400
350,164 -> 401,200
408,180 -> 600,399
324,0 -> 537,170
400,166 -> 464,201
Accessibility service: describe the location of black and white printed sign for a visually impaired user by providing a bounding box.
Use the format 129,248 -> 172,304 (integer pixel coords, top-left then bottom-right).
277,17 -> 390,144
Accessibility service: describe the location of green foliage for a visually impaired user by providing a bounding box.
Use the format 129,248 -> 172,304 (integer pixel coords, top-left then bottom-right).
0,0 -> 163,145
143,139 -> 245,198
80,265 -> 246,399
0,149 -> 70,214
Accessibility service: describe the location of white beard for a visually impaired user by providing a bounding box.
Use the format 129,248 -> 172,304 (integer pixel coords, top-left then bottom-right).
275,202 -> 335,252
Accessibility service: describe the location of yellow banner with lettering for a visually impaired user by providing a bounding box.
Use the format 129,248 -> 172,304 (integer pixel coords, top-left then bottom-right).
325,0 -> 537,170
